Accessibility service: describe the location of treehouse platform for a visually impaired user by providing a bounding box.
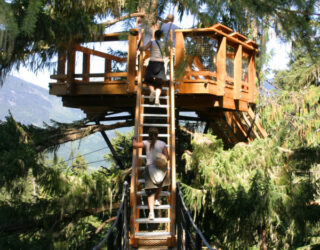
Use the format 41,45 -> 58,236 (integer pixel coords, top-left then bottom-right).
50,24 -> 256,114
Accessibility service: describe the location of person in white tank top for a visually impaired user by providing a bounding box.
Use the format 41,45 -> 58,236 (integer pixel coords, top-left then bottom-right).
133,127 -> 169,220
139,30 -> 167,105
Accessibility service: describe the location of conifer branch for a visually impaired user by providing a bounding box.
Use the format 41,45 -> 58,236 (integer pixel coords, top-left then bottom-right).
35,120 -> 134,152
101,12 -> 145,27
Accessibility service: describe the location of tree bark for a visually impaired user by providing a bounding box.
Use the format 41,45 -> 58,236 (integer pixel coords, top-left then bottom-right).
35,120 -> 133,152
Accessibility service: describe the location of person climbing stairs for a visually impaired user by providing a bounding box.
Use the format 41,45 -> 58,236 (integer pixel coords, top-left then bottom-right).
130,31 -> 176,247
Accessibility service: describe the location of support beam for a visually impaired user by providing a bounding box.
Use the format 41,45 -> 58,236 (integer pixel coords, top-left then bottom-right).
83,53 -> 90,82
217,36 -> 227,96
234,44 -> 242,100
104,59 -> 111,82
96,121 -> 125,170
248,53 -> 256,103
67,48 -> 76,95
128,33 -> 138,92
58,51 -> 66,81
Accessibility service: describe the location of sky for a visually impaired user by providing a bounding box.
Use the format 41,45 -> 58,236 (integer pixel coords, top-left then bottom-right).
12,10 -> 291,89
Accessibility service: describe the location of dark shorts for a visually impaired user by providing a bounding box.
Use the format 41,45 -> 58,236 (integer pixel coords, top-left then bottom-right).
145,61 -> 166,88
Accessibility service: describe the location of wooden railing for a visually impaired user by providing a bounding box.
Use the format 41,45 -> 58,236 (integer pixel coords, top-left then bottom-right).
175,23 -> 257,104
50,31 -> 138,95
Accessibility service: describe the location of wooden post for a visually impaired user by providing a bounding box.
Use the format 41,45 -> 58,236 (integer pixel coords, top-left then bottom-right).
169,30 -> 176,247
217,36 -> 227,96
83,53 -> 90,82
127,32 -> 137,93
248,53 -> 256,103
175,31 -> 185,91
57,51 -> 66,83
104,59 -> 111,82
234,44 -> 242,100
129,30 -> 144,247
66,47 -> 76,95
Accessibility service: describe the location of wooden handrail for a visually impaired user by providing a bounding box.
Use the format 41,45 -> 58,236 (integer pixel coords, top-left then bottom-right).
74,45 -> 127,62
50,72 -> 127,80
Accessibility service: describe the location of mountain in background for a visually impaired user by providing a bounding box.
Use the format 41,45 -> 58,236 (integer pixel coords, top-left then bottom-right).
0,76 -> 85,125
0,75 -> 116,169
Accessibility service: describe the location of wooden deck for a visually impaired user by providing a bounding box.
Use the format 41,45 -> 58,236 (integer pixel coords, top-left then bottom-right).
49,23 -> 257,117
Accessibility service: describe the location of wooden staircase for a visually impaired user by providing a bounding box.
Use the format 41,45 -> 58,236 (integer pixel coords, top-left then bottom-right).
130,32 -> 176,248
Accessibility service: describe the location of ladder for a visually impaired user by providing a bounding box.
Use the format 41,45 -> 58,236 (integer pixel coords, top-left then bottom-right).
130,31 -> 176,248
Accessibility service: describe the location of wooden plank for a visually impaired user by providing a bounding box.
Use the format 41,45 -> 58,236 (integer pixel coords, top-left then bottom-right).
67,48 -> 76,95
57,52 -> 66,82
104,59 -> 111,82
224,111 -> 253,142
186,71 -> 217,78
213,97 -> 248,111
51,72 -> 128,80
247,108 -> 268,138
169,28 -> 176,241
74,44 -> 127,62
179,82 -> 212,94
193,57 -> 212,80
234,44 -> 242,100
83,53 -> 90,82
175,31 -> 185,73
183,79 -> 217,84
49,83 -> 128,95
176,27 -> 256,52
229,31 -> 248,41
241,111 -> 261,139
217,36 -> 227,96
248,53 -> 256,103
127,33 -> 137,93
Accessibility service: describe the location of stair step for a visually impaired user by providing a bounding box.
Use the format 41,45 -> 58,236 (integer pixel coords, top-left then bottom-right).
135,231 -> 171,237
142,95 -> 168,100
142,114 -> 169,118
137,204 -> 170,210
140,134 -> 170,138
138,178 -> 145,183
136,217 -> 170,223
143,87 -> 169,91
138,166 -> 171,171
137,191 -> 170,196
142,104 -> 169,108
142,123 -> 169,127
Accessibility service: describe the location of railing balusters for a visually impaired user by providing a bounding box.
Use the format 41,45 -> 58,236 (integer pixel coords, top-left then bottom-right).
93,181 -> 128,250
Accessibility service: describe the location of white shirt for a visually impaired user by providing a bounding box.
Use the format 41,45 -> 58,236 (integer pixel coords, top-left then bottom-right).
143,139 -> 167,166
149,40 -> 164,62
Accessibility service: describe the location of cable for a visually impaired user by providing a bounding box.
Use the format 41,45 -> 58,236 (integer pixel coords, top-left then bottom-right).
66,146 -> 109,162
86,159 -> 108,165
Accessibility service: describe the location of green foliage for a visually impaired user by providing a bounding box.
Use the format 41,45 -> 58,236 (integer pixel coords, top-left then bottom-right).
182,133 -> 320,248
259,86 -> 320,147
0,115 -> 127,249
104,130 -> 133,168
180,85 -> 320,248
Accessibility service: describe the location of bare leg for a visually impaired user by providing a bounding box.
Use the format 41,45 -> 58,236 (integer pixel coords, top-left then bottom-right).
149,85 -> 155,102
149,85 -> 154,92
148,193 -> 155,219
155,187 -> 162,201
155,88 -> 161,105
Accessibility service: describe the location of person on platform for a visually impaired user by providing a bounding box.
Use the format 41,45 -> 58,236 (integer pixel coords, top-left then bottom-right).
139,30 -> 167,105
160,14 -> 180,75
160,14 -> 180,48
132,127 -> 169,220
